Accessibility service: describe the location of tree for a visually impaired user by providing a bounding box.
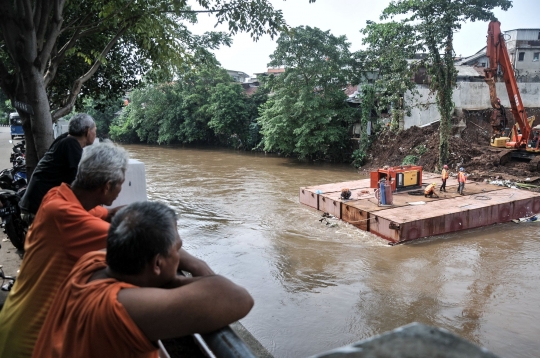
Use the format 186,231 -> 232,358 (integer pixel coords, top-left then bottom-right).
245,76 -> 270,149
66,96 -> 124,138
380,0 -> 512,168
349,20 -> 422,167
110,65 -> 254,148
358,21 -> 422,127
208,82 -> 249,148
257,26 -> 359,161
0,0 -> 286,173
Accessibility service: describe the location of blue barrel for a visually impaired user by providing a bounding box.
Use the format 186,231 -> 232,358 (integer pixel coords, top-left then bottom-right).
379,181 -> 386,205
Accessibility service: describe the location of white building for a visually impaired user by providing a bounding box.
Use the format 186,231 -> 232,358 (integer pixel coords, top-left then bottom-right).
456,28 -> 540,82
226,70 -> 250,83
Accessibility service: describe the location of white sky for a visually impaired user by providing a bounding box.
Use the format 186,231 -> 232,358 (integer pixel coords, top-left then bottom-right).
189,0 -> 540,77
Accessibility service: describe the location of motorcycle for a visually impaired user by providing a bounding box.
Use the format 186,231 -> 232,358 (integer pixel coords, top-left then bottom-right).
0,159 -> 27,191
0,188 -> 26,251
0,154 -> 28,251
9,140 -> 25,166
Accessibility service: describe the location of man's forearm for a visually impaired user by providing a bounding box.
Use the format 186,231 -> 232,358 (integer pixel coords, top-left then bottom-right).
178,249 -> 215,276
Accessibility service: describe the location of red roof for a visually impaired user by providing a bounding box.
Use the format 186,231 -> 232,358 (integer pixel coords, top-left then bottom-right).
267,68 -> 285,74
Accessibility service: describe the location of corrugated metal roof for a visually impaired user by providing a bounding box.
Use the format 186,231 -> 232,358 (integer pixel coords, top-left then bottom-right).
456,66 -> 483,77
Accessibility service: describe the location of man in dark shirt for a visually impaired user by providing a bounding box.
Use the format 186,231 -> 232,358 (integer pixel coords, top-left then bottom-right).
20,113 -> 97,218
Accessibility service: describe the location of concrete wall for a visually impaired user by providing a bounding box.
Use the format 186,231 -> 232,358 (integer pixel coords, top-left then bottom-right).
404,82 -> 540,129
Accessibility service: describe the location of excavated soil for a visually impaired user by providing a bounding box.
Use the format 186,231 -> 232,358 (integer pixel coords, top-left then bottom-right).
362,108 -> 540,187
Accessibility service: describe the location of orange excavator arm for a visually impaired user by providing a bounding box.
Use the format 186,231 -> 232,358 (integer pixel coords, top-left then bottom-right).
484,20 -> 530,148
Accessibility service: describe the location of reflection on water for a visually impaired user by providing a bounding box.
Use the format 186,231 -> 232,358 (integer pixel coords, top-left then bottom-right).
125,144 -> 540,358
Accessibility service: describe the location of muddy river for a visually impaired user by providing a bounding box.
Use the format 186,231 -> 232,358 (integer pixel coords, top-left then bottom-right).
125,144 -> 540,358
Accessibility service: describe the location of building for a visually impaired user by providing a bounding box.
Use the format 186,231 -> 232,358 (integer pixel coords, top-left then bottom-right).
455,47 -> 489,69
226,70 -> 250,83
456,28 -> 540,82
253,68 -> 285,77
505,28 -> 540,82
240,81 -> 260,96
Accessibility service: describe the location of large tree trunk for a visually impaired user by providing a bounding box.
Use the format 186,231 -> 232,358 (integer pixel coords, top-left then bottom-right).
18,66 -> 55,177
437,31 -> 456,170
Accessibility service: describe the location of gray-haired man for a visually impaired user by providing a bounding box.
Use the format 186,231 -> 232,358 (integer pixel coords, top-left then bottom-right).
0,141 -> 131,358
20,113 -> 97,218
34,201 -> 252,357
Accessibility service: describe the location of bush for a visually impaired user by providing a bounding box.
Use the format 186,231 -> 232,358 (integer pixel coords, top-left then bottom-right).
414,144 -> 427,155
402,155 -> 418,165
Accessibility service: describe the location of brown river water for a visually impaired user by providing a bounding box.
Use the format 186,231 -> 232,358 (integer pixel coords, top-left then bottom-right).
125,144 -> 540,358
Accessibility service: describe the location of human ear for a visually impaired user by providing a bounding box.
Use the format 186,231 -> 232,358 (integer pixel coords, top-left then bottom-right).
104,180 -> 113,193
152,254 -> 162,276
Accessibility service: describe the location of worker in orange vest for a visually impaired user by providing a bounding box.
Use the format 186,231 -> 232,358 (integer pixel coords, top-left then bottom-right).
424,183 -> 439,198
457,167 -> 467,195
440,164 -> 449,192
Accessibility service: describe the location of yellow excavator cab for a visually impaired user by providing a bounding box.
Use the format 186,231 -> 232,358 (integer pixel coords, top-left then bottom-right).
491,136 -> 510,147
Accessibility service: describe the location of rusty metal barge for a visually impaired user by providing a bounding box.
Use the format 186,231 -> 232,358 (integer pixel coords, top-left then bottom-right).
299,167 -> 540,244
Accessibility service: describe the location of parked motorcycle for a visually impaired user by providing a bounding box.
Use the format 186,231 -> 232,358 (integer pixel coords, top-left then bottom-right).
9,140 -> 25,166
0,188 -> 26,251
0,159 -> 27,191
0,146 -> 28,250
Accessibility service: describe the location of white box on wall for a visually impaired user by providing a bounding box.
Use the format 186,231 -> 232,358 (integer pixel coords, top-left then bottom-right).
107,159 -> 147,208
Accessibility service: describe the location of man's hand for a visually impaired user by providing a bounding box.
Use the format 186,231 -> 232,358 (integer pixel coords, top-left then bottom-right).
178,249 -> 215,276
105,205 -> 126,222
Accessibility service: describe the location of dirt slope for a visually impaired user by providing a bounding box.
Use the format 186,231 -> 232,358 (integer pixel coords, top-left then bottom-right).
363,108 -> 540,186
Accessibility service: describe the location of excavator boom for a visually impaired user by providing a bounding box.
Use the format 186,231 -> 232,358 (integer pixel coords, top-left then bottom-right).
484,20 -> 530,149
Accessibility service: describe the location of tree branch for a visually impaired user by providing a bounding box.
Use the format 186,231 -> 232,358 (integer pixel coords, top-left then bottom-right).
52,25 -> 129,120
32,0 -> 43,30
35,0 -> 52,51
60,0 -> 135,34
39,0 -> 66,72
21,0 -> 34,29
44,15 -> 94,87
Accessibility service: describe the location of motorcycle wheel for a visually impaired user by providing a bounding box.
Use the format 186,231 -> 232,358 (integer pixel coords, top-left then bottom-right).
5,214 -> 27,251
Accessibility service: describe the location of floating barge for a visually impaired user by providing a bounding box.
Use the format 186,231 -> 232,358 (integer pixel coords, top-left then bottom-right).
299,171 -> 540,244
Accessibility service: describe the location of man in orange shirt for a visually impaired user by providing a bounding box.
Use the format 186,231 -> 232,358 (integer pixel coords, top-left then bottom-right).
33,201 -> 253,358
457,167 -> 467,195
424,183 -> 439,198
0,141 -> 129,358
440,164 -> 449,192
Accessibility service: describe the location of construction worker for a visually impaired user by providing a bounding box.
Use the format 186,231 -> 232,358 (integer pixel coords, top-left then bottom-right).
424,183 -> 439,198
440,165 -> 449,192
457,167 -> 467,195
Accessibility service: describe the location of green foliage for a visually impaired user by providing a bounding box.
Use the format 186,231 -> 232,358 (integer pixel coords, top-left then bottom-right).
110,66 -> 256,148
402,155 -> 419,166
257,26 -> 359,161
245,76 -> 270,149
351,149 -> 365,169
352,85 -> 376,168
0,0 -> 288,167
109,105 -> 140,143
208,83 -> 249,148
414,144 -> 427,155
0,91 -> 13,125
380,0 -> 512,167
77,96 -> 124,138
357,20 -> 421,121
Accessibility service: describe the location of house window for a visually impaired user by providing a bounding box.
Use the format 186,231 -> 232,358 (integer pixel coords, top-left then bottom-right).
534,53 -> 540,62
538,31 -> 540,40
480,62 -> 486,67
518,52 -> 525,61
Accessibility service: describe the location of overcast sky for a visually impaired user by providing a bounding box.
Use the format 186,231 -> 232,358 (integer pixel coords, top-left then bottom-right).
189,0 -> 540,77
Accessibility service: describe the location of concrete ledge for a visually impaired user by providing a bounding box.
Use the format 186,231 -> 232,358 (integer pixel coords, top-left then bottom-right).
310,322 -> 498,358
